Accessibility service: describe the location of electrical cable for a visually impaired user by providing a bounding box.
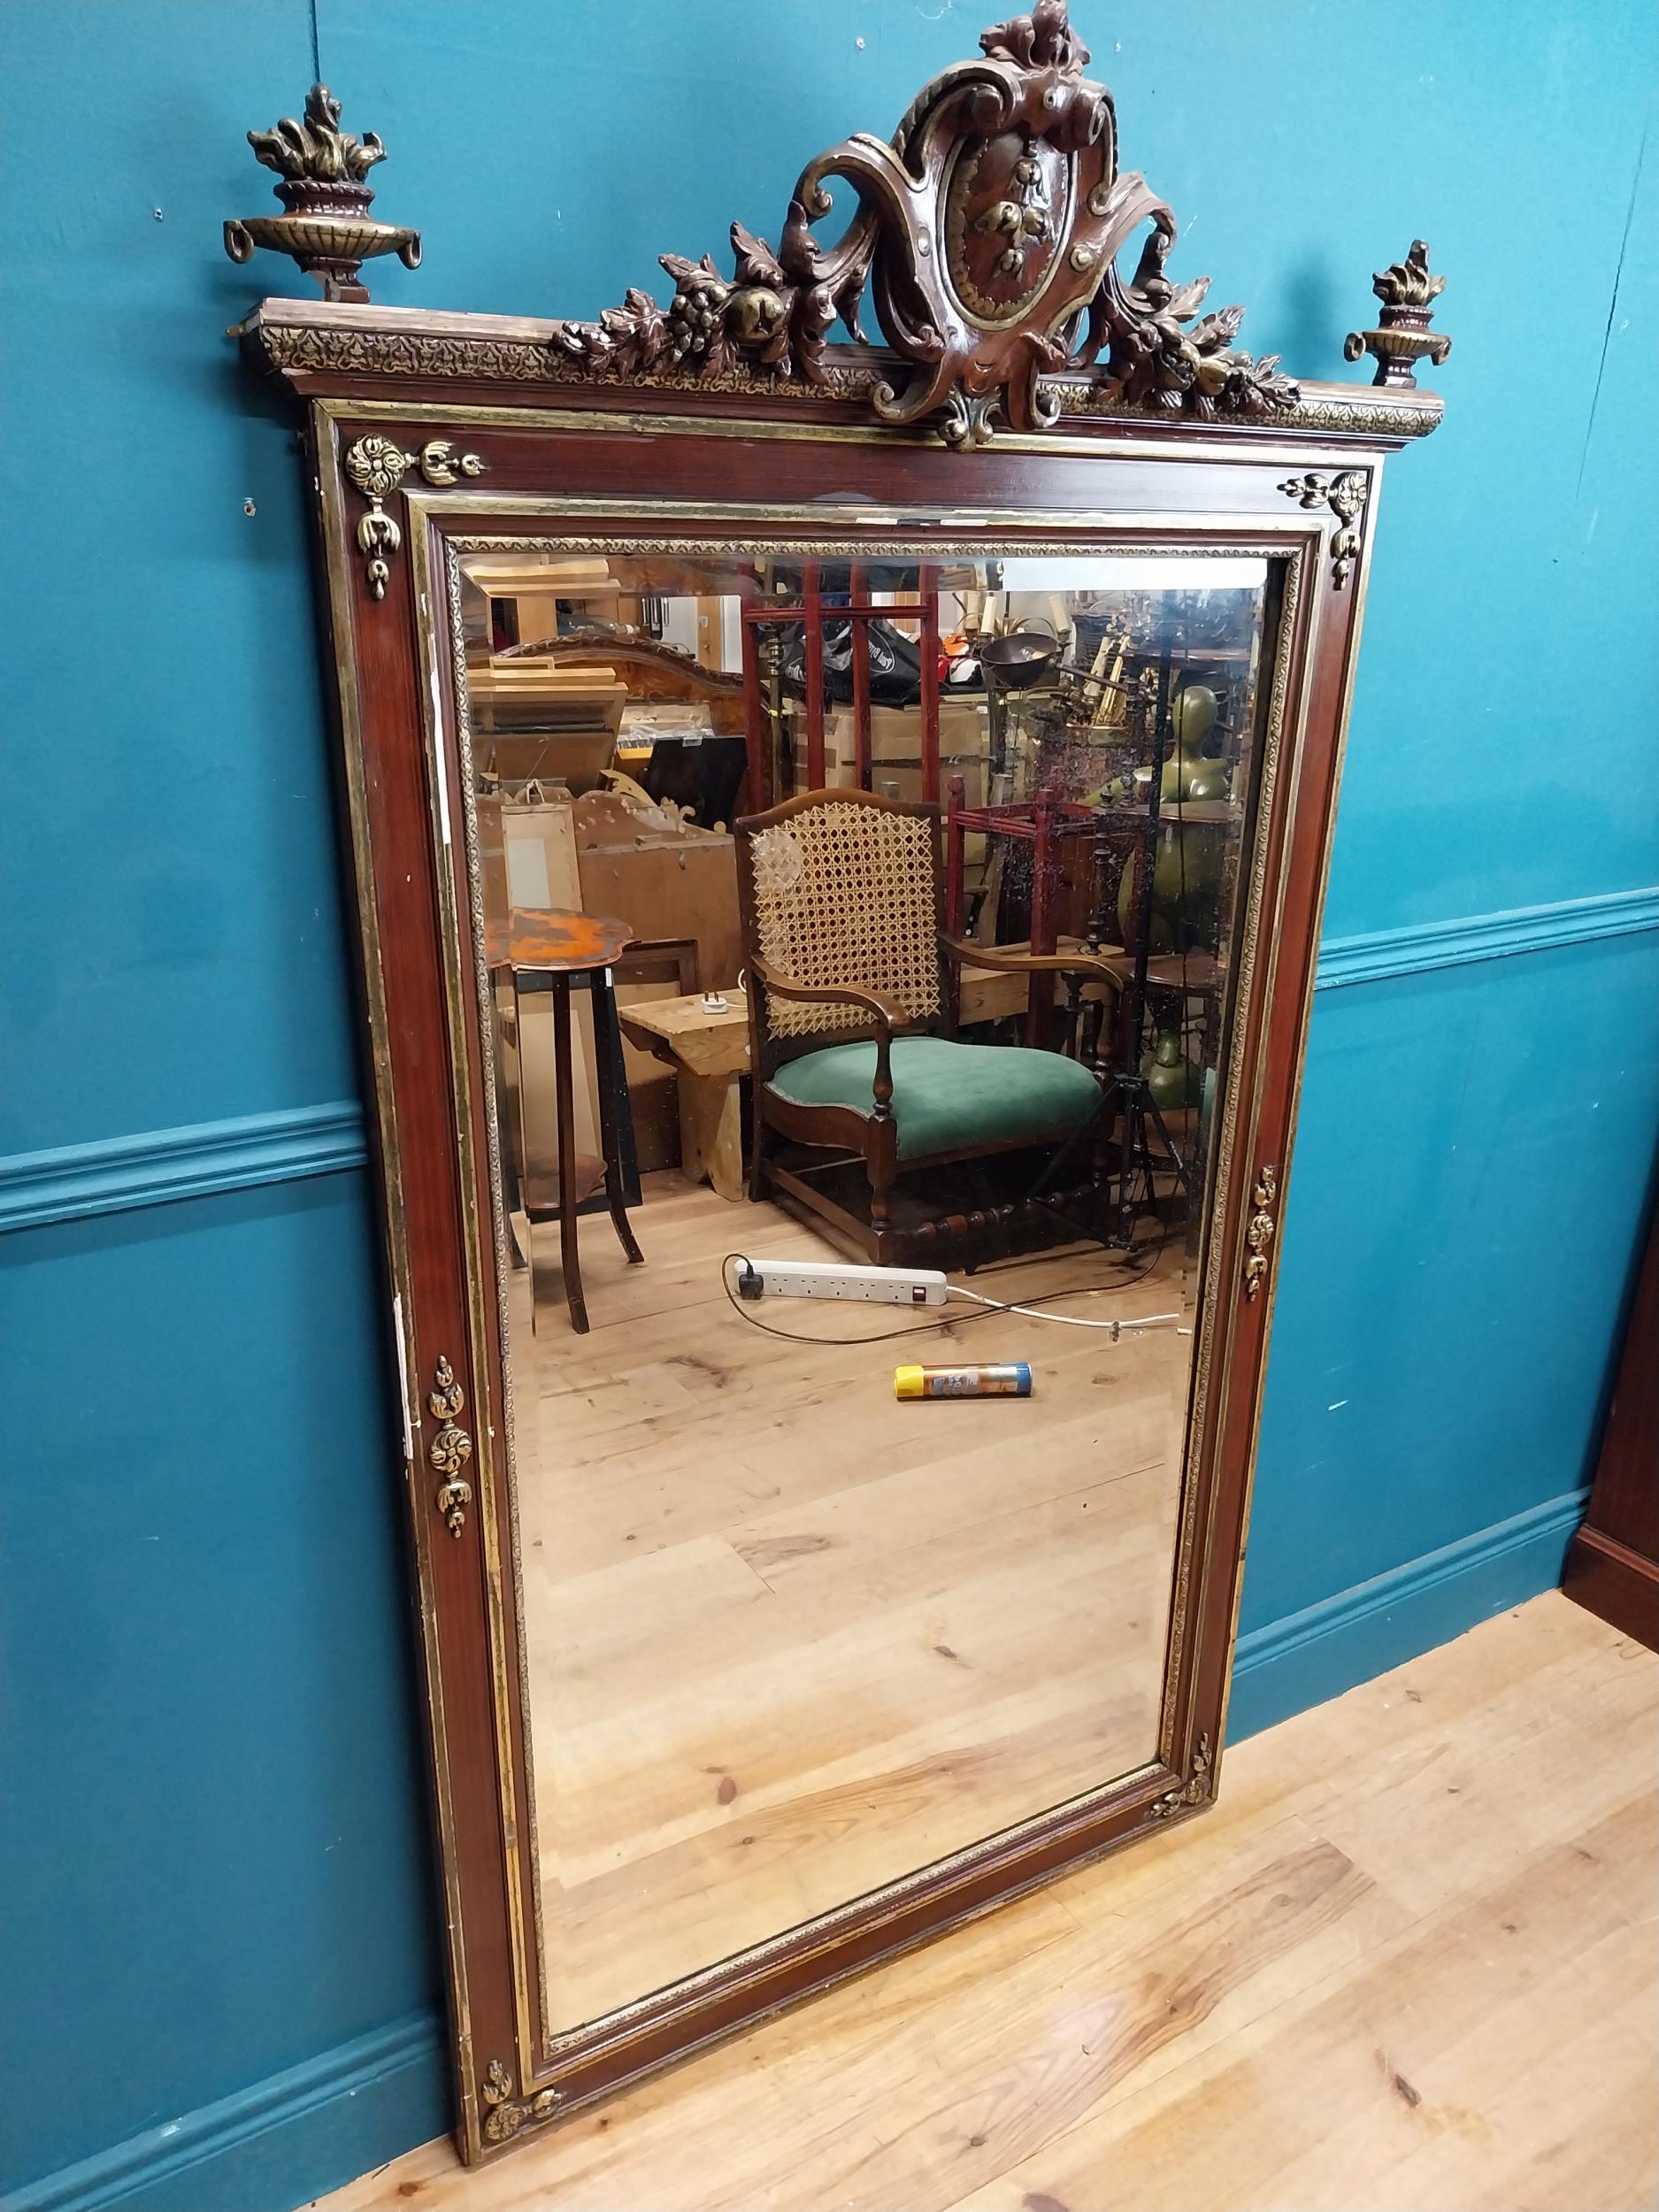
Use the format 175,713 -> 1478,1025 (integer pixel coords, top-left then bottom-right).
949,1283 -> 1185,1333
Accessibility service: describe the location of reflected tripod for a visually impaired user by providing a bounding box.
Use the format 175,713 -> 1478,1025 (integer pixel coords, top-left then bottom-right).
1098,641 -> 1194,1248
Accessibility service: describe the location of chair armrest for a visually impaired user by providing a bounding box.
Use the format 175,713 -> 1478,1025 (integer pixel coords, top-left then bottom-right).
942,936 -> 1125,991
749,956 -> 914,1036
749,956 -> 910,1119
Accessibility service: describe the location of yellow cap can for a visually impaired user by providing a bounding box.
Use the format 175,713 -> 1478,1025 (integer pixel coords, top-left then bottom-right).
893,1363 -> 1032,1399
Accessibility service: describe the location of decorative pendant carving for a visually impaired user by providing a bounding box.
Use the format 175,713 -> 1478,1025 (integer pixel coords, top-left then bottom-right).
1277,470 -> 1369,588
1151,1732 -> 1213,1816
1241,1166 -> 1279,1302
480,2056 -> 565,2145
224,83 -> 421,303
428,1354 -> 465,1420
1344,240 -> 1450,388
342,436 -> 487,599
549,2 -> 1300,445
426,1356 -> 474,1537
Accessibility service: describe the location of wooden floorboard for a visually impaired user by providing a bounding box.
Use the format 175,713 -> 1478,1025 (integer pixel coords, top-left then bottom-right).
514,1171 -> 1190,2024
309,1591 -> 1658,2212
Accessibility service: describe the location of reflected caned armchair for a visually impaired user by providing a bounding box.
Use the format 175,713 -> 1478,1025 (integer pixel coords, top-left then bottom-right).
735,787 -> 1122,1264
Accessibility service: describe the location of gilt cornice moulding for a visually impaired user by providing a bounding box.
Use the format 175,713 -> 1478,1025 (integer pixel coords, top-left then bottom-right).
229,1 -> 1448,449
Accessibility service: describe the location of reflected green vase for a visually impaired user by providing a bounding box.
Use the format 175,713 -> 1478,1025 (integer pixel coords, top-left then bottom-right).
1141,1027 -> 1202,1110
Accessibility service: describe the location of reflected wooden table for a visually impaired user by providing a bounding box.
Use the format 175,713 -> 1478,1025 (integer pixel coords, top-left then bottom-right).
485,907 -> 643,1334
617,990 -> 752,1202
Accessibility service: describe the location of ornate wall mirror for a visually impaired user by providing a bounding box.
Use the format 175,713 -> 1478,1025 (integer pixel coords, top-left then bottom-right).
230,1 -> 1446,2164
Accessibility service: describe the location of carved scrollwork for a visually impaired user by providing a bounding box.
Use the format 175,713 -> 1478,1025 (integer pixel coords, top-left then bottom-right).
1151,1732 -> 1213,1817
426,1356 -> 474,1537
480,2056 -> 565,2145
547,1 -> 1298,445
342,435 -> 487,598
1277,470 -> 1369,588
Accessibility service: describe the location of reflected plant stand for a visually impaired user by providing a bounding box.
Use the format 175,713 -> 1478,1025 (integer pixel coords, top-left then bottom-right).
488,908 -> 644,1333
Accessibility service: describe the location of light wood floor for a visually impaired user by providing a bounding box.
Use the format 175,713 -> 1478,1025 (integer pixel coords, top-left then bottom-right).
512,1172 -> 1190,2024
312,1593 -> 1658,2212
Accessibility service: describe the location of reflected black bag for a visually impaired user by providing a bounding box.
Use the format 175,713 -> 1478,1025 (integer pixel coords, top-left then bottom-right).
777,618 -> 926,708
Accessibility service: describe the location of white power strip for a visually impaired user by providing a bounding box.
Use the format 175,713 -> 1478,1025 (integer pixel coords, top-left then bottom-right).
734,1257 -> 949,1307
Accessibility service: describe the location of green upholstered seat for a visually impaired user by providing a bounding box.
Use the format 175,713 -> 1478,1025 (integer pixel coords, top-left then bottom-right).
767,1035 -> 1102,1160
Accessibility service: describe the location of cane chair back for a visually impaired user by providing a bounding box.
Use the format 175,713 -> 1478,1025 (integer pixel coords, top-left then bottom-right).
737,791 -> 949,1058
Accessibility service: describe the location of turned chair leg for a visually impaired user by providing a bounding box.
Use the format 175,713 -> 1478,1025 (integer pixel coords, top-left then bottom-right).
867,1118 -> 898,1262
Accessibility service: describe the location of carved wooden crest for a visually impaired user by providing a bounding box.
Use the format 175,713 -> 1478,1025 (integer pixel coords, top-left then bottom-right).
554,2 -> 1305,445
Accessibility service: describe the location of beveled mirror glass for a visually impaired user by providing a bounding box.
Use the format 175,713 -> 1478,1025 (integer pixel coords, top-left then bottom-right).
450,540 -> 1279,2032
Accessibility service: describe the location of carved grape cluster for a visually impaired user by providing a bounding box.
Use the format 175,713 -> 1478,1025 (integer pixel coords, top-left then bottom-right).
665,257 -> 732,366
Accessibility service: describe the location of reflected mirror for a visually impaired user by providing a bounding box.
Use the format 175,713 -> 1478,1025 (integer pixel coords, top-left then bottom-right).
451,543 -> 1278,2032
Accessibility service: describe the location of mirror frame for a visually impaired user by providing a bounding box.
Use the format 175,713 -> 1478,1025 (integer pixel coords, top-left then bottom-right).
231,5 -> 1445,2161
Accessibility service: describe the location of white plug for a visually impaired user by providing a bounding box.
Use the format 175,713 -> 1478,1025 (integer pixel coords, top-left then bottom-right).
733,1257 -> 949,1307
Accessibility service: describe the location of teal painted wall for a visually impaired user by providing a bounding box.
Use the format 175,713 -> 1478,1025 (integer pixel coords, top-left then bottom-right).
1,4 -> 1654,2208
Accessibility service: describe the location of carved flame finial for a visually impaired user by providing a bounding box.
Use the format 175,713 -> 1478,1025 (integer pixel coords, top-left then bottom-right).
1344,240 -> 1450,388
248,84 -> 386,184
1371,239 -> 1446,310
226,81 -> 419,303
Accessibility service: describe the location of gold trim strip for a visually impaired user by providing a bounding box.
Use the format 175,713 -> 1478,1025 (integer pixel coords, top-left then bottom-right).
311,403 -> 481,2150
249,309 -> 1442,442
1156,542 -> 1313,1771
411,489 -> 1325,539
1193,503 -> 1329,1801
441,536 -> 553,2072
312,391 -> 1409,469
407,514 -> 541,2084
1211,457 -> 1386,1757
421,511 -> 1320,2084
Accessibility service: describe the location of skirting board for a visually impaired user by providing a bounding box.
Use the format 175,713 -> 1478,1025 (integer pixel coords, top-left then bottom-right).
1,2011 -> 446,2212
1226,1487 -> 1590,1740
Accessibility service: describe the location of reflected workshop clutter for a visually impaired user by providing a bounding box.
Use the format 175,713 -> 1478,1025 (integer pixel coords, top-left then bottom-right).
455,544 -> 1275,2030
